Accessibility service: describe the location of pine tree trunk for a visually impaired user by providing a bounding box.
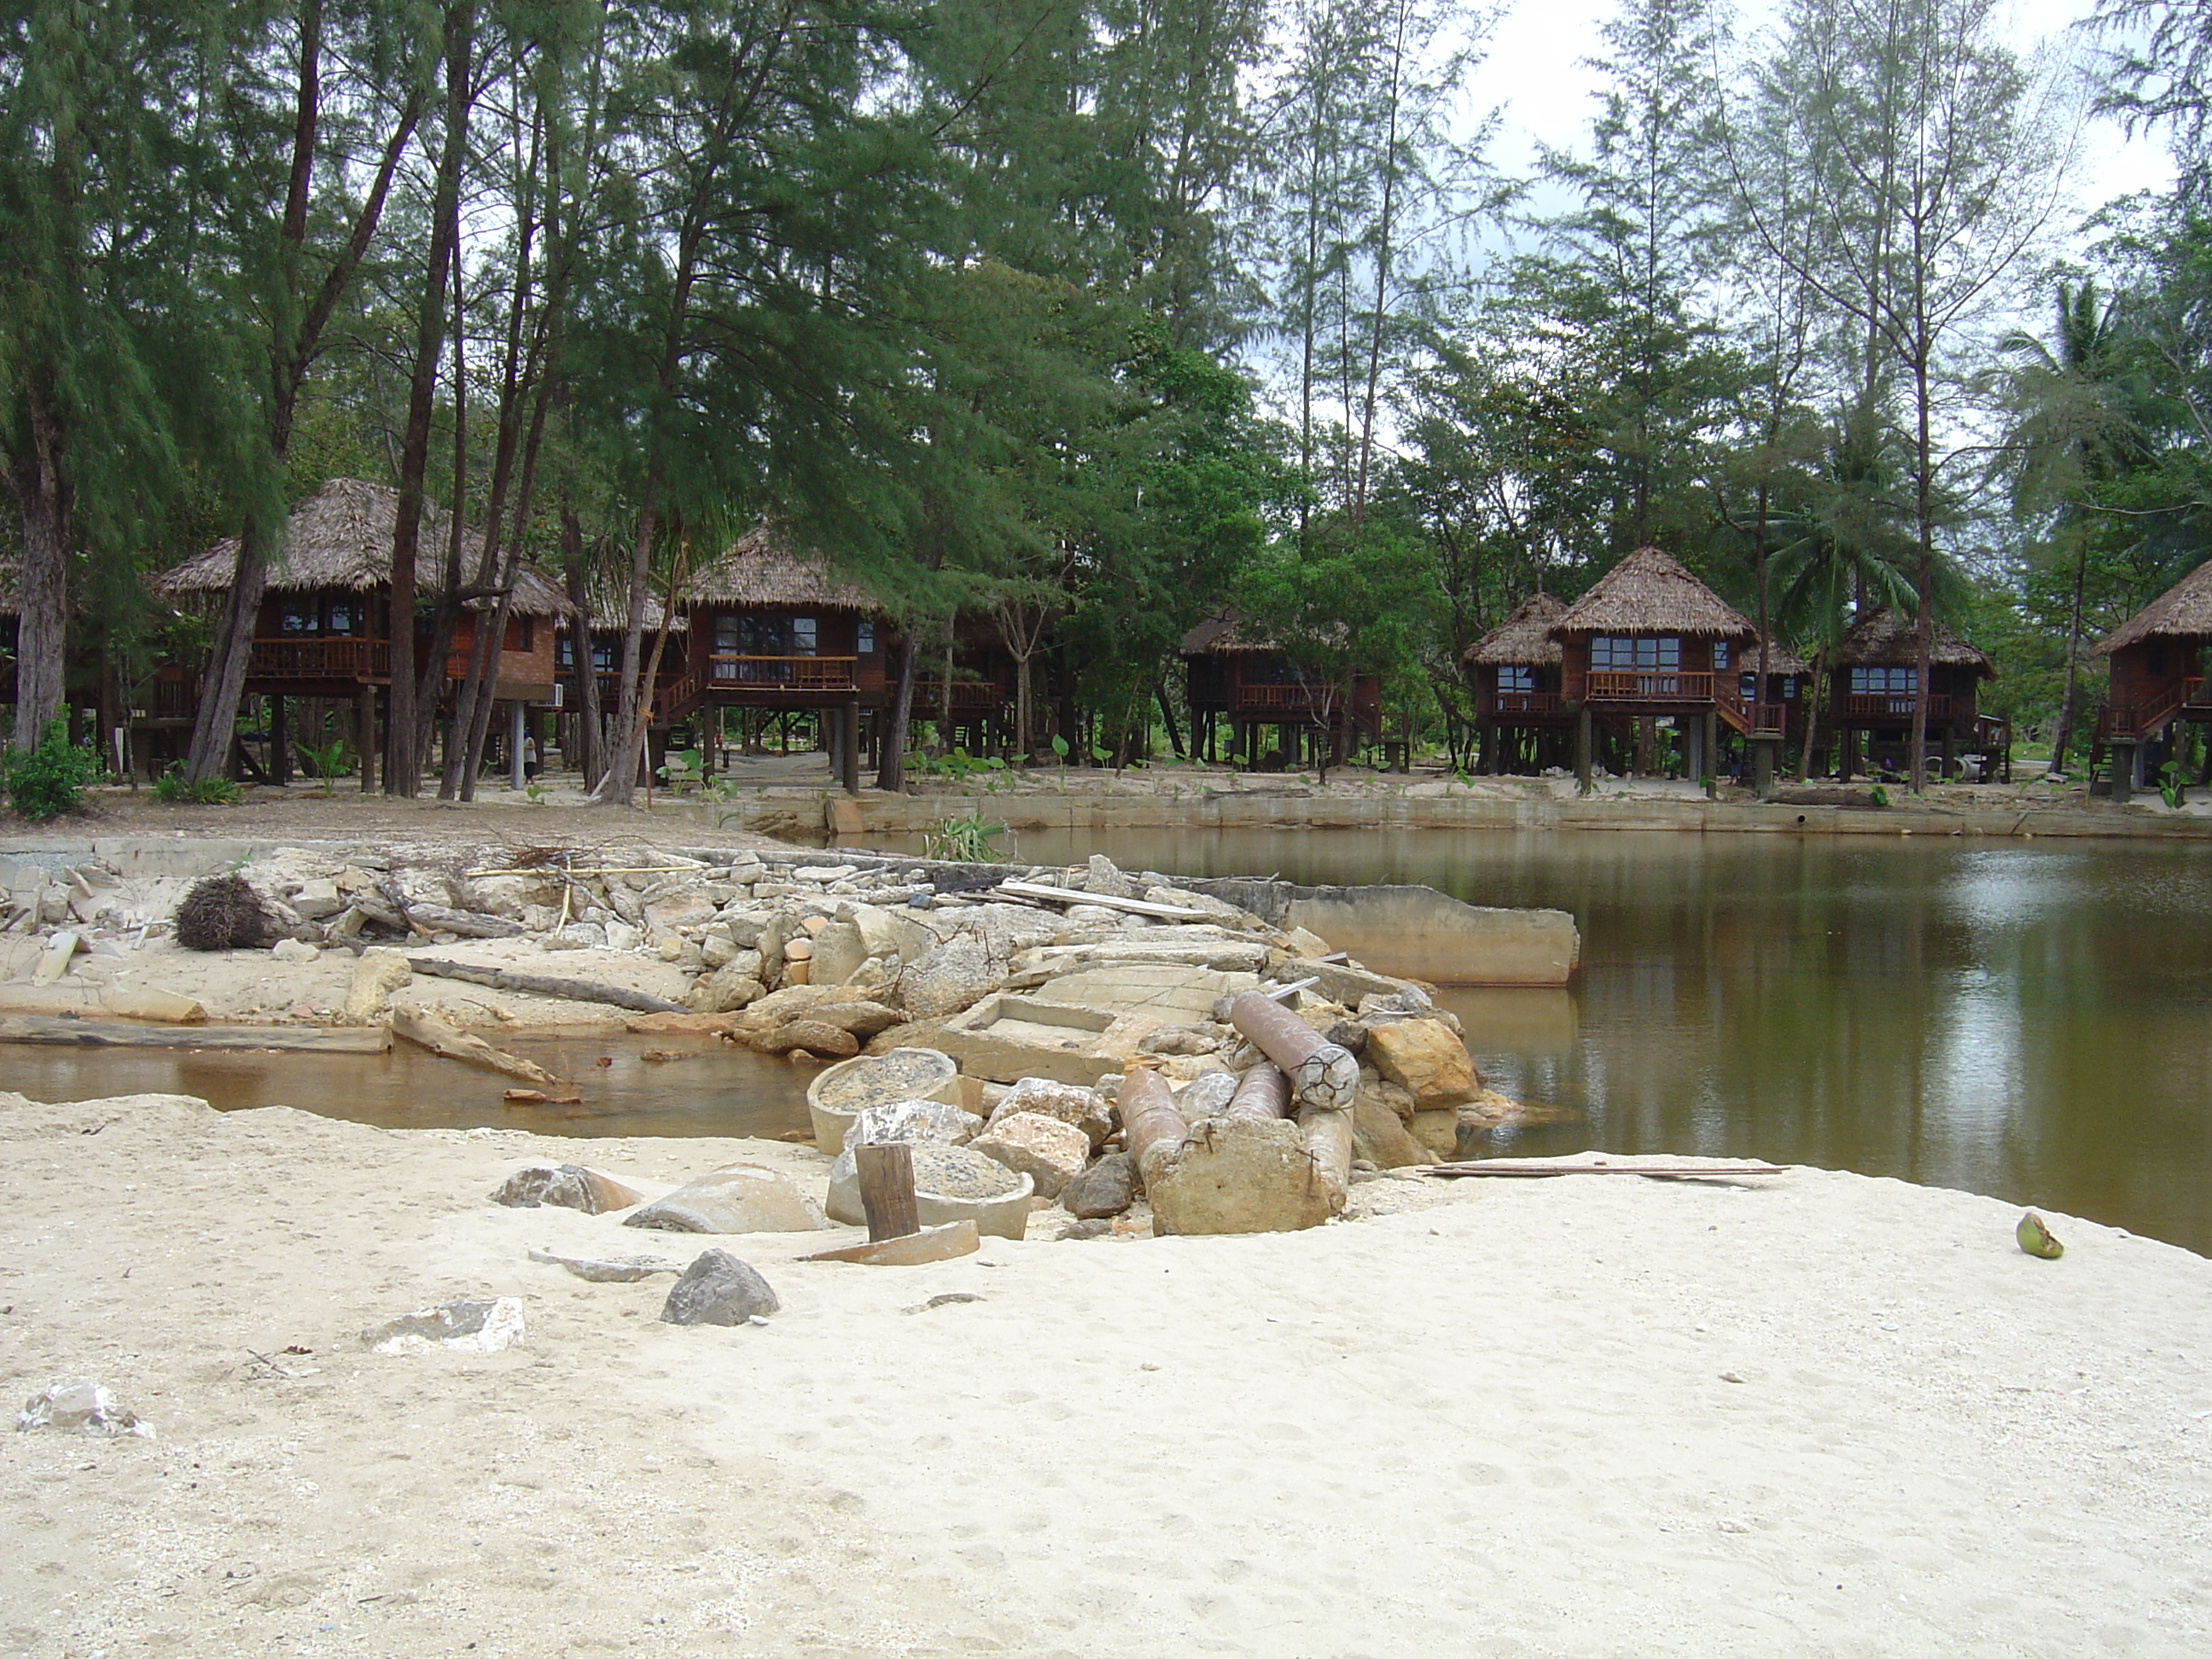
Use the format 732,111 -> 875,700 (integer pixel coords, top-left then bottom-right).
562,516 -> 603,786
876,634 -> 918,791
4,394 -> 71,749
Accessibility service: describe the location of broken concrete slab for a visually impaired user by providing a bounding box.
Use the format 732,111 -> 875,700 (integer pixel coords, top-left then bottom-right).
935,993 -> 1161,1086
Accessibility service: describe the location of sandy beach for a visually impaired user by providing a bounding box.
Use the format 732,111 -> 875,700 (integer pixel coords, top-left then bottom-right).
4,1090 -> 2209,1658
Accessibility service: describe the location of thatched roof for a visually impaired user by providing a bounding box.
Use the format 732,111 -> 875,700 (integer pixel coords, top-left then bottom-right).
1834,608 -> 1993,676
1550,548 -> 1758,640
158,478 -> 563,616
1179,611 -> 1278,655
1464,594 -> 1567,666
686,527 -> 877,611
1741,637 -> 1810,677
2094,559 -> 2212,655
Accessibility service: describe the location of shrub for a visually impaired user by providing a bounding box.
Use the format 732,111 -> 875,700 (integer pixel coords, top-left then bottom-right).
174,874 -> 279,951
1,720 -> 102,820
153,765 -> 244,806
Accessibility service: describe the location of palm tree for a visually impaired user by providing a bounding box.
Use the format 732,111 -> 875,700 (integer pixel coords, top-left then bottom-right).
2001,280 -> 2149,776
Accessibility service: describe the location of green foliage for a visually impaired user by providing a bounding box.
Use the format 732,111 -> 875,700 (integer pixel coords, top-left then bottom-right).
1869,783 -> 1889,808
922,810 -> 1007,863
2159,760 -> 2188,810
153,765 -> 242,806
1,723 -> 102,821
297,739 -> 352,796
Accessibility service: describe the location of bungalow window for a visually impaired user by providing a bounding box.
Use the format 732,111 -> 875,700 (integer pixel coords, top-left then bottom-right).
1590,636 -> 1679,671
857,620 -> 876,655
592,641 -> 614,672
278,598 -> 318,634
715,615 -> 818,657
1850,666 -> 1918,695
326,598 -> 358,635
502,616 -> 534,652
1498,665 -> 1535,694
1739,671 -> 1759,701
1713,640 -> 1731,670
556,636 -> 573,669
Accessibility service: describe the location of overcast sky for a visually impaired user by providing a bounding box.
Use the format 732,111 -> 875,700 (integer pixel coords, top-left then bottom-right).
1463,0 -> 2175,229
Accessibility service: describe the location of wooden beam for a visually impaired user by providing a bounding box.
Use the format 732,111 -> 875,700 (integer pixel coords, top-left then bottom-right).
0,1016 -> 390,1053
995,880 -> 1211,921
1425,1160 -> 1788,1179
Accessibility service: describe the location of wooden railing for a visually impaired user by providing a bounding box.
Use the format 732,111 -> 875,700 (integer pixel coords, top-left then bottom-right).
247,637 -> 390,680
1844,692 -> 1953,720
1487,690 -> 1563,716
652,668 -> 705,723
1232,683 -> 1334,716
2097,678 -> 2205,742
1586,669 -> 1714,702
915,678 -> 1008,714
707,654 -> 859,692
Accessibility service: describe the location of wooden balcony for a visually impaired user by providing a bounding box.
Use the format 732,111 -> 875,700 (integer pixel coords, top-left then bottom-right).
1844,692 -> 1954,721
915,678 -> 1008,715
707,654 -> 859,693
247,637 -> 390,681
2098,678 -> 2207,742
1485,690 -> 1564,718
1586,669 -> 1714,703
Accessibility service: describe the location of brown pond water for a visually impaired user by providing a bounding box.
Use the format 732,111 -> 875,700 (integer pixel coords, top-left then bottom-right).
968,827 -> 2212,1257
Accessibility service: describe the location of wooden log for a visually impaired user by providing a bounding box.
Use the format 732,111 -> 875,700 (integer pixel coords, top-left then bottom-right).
0,1016 -> 389,1053
1220,1062 -> 1290,1124
853,1141 -> 921,1242
1228,992 -> 1359,1112
1425,1160 -> 1788,1179
388,1008 -> 563,1086
1118,1063 -> 1187,1177
404,904 -> 527,939
995,881 -> 1213,922
405,956 -> 686,1014
803,1220 -> 979,1266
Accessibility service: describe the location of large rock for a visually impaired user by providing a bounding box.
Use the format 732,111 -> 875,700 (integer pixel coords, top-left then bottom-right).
899,934 -> 1002,1019
840,1097 -> 982,1150
1084,853 -> 1138,899
1061,1150 -> 1137,1218
748,1020 -> 861,1058
1408,1109 -> 1464,1158
987,1076 -> 1114,1146
643,888 -> 718,934
1352,1097 -> 1435,1168
809,918 -> 869,986
364,1298 -> 525,1355
343,948 -> 412,1024
969,1110 -> 1090,1200
492,1163 -> 646,1214
1365,1017 -> 1481,1109
1173,1071 -> 1241,1123
734,982 -> 885,1032
660,1250 -> 780,1325
1146,1117 -> 1341,1235
687,955 -> 765,1013
624,1165 -> 830,1234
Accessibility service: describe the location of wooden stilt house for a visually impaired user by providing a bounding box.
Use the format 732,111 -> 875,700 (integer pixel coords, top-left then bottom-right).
153,479 -> 563,783
663,531 -> 888,791
2089,559 -> 2212,800
1179,612 -> 1382,768
1549,548 -> 1765,782
1464,594 -> 1569,773
1826,608 -> 2000,781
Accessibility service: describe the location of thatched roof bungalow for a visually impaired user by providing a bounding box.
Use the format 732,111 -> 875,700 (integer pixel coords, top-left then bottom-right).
1178,609 -> 1382,762
1547,548 -> 1757,717
1826,608 -> 1991,736
1463,594 -> 1567,669
2090,560 -> 2212,745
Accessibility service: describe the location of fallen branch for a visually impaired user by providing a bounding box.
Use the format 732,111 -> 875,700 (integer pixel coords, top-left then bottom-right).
406,956 -> 686,1014
0,1016 -> 389,1053
405,905 -> 527,940
1424,1160 -> 1789,1179
389,1008 -> 562,1086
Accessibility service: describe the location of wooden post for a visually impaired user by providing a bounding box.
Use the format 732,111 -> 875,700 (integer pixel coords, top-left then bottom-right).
270,695 -> 290,786
841,699 -> 860,795
2109,738 -> 2137,804
853,1141 -> 920,1242
357,685 -> 378,792
1573,704 -> 1592,793
1752,733 -> 1777,799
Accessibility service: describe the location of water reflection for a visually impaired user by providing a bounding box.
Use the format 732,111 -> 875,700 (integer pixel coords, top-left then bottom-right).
999,827 -> 2212,1256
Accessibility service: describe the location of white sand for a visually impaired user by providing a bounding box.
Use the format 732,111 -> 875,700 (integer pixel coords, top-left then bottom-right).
4,1093 -> 2209,1658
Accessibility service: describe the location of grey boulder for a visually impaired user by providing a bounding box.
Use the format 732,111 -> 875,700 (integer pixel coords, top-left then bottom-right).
660,1250 -> 780,1325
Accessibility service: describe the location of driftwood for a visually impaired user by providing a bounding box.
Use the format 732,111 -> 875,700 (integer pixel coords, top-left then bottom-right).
1228,992 -> 1359,1112
389,1008 -> 563,1086
803,1220 -> 979,1266
0,1016 -> 389,1053
995,881 -> 1213,922
405,956 -> 685,1014
405,905 -> 527,940
1425,1160 -> 1788,1180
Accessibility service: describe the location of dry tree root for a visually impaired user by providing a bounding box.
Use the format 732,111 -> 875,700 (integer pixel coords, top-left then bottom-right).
173,875 -> 279,952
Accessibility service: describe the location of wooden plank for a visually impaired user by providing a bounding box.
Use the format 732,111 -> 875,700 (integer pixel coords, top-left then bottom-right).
994,880 -> 1213,922
0,1016 -> 391,1053
1425,1160 -> 1788,1179
389,1008 -> 563,1086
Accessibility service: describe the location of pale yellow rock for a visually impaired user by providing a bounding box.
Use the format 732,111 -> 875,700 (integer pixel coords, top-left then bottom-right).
343,948 -> 413,1025
1408,1109 -> 1462,1157
1365,1017 -> 1482,1109
969,1110 -> 1091,1201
